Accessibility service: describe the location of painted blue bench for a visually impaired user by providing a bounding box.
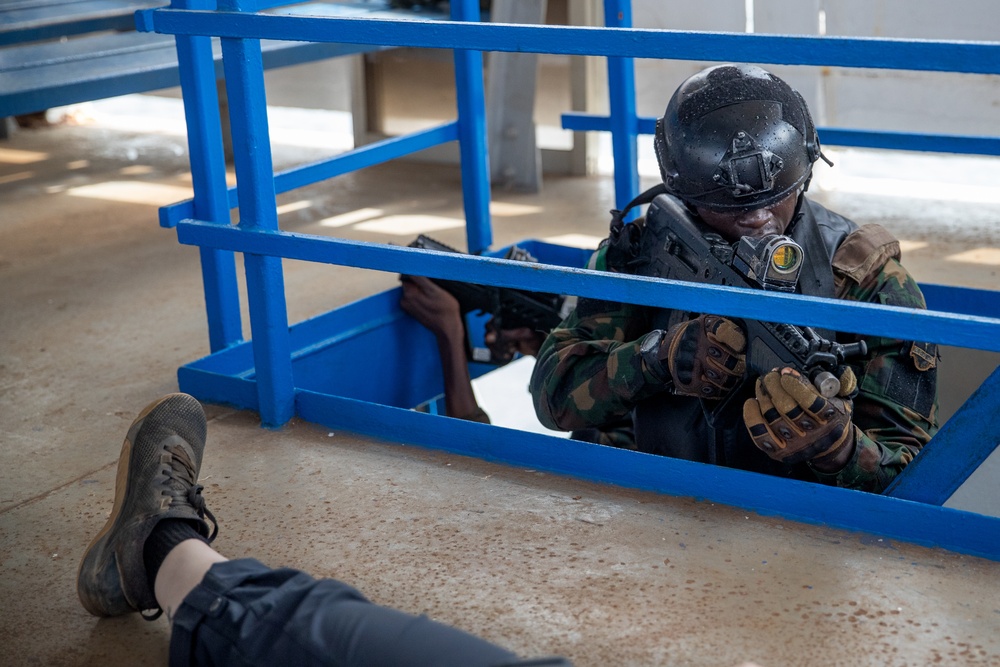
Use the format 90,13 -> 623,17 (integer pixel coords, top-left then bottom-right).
0,0 -> 163,46
0,0 -> 440,119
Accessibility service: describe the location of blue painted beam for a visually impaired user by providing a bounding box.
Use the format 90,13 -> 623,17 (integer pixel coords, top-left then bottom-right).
603,0 -> 640,216
922,283 -> 1000,318
159,122 -> 459,228
450,0 -> 491,254
295,390 -> 1000,562
818,128 -> 1000,156
217,6 -> 295,426
173,0 -> 243,352
274,122 -> 459,200
561,112 -> 1000,157
136,10 -> 1000,75
177,365 -> 259,410
171,222 -> 1000,354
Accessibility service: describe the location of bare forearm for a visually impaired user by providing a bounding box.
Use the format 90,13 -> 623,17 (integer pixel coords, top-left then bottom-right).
434,321 -> 482,420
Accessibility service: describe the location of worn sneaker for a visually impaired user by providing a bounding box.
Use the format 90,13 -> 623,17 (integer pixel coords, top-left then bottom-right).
77,393 -> 217,618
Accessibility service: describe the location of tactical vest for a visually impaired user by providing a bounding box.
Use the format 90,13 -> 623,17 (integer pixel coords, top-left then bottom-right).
630,198 -> 858,475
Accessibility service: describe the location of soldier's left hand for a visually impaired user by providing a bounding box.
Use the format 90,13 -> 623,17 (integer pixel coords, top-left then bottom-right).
743,367 -> 857,466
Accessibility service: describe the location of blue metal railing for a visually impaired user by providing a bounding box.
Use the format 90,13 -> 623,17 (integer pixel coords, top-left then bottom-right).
138,0 -> 1000,560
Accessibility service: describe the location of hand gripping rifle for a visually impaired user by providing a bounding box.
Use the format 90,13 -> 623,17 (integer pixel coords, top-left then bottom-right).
405,235 -> 565,364
640,194 -> 866,413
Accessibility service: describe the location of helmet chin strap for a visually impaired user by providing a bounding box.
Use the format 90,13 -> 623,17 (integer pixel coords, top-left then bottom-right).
785,185 -> 808,235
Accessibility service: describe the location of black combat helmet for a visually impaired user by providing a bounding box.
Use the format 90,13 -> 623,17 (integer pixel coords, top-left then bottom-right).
654,63 -> 823,211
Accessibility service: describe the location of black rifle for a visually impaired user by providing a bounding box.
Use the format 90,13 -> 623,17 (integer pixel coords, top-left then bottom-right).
641,194 -> 866,418
405,235 -> 565,364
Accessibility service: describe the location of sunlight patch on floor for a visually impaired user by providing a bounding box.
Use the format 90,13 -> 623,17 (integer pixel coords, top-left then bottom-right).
0,171 -> 34,185
277,199 -> 313,215
490,201 -> 542,217
317,207 -> 384,228
898,240 -> 930,254
66,181 -> 193,206
541,233 -> 604,250
0,148 -> 48,164
353,214 -> 464,235
946,248 -> 1000,266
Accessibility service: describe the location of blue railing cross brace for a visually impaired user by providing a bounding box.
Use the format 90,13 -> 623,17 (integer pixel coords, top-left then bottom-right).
137,0 -> 1000,561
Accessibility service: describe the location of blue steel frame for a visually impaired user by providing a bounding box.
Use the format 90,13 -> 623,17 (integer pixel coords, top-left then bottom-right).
137,0 -> 1000,561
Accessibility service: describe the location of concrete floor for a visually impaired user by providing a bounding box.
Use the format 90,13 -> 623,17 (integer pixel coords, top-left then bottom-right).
2,92 -> 1000,667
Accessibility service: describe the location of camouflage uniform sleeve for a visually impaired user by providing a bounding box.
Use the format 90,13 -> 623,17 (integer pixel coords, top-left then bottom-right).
591,427 -> 637,450
570,418 -> 638,451
529,247 -> 673,432
809,255 -> 939,492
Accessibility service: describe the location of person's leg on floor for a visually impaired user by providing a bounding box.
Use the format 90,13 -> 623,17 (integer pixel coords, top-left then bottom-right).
78,393 -> 572,667
167,556 -> 538,667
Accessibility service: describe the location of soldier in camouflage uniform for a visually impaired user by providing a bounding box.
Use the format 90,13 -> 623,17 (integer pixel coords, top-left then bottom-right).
528,64 -> 938,493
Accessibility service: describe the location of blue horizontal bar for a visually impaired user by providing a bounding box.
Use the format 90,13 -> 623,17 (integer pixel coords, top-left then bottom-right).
561,112 -> 653,134
272,121 -> 458,194
160,199 -> 195,229
561,112 -> 1000,157
295,390 -> 1000,562
173,221 -> 1000,352
254,0 -> 447,16
137,10 -> 1000,75
178,365 -> 259,410
819,128 -> 1000,156
160,121 -> 459,227
922,283 -> 1000,318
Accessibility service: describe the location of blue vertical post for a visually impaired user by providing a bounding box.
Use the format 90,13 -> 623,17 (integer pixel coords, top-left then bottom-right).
451,0 -> 492,254
172,0 -> 242,352
217,0 -> 295,426
604,0 -> 640,218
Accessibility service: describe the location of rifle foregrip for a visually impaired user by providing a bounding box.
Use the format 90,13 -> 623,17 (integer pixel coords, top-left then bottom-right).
842,340 -> 868,358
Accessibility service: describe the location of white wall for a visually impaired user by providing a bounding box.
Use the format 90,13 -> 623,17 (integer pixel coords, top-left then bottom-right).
631,0 -> 746,117
631,0 -> 1000,136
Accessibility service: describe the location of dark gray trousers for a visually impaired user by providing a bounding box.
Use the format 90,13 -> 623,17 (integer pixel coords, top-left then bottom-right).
169,558 -> 571,667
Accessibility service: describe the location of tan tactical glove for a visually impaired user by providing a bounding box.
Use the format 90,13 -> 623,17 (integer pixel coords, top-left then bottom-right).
660,315 -> 747,399
743,367 -> 857,465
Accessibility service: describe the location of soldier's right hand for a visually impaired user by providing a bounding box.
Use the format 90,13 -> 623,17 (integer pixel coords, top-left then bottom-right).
484,322 -> 546,364
660,315 -> 747,398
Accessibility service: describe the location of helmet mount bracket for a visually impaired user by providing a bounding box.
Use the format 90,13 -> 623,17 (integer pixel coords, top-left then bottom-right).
712,131 -> 784,199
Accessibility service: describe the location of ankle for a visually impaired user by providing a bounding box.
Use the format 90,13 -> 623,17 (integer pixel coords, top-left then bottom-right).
143,519 -> 208,597
153,539 -> 228,618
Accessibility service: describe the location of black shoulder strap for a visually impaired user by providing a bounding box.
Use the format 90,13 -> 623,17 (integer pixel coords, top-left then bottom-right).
604,183 -> 669,273
609,183 -> 668,227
